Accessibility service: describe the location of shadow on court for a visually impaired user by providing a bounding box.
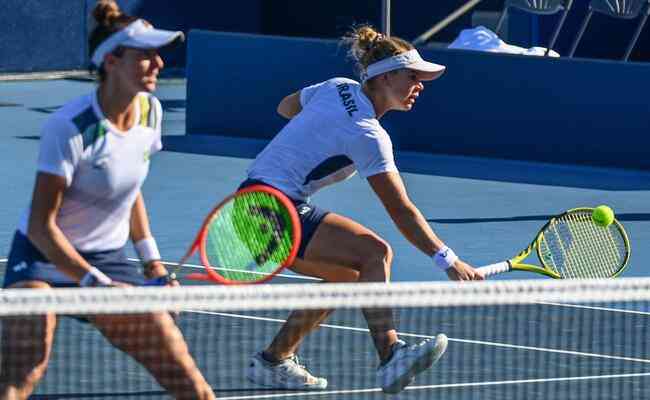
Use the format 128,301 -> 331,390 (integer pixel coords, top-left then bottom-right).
427,213 -> 650,224
26,99 -> 186,115
12,104 -> 650,190
31,388 -> 280,399
159,135 -> 650,191
16,133 -> 650,191
31,392 -> 168,399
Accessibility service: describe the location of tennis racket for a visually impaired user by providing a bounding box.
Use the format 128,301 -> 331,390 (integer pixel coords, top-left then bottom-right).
477,207 -> 630,279
147,184 -> 301,285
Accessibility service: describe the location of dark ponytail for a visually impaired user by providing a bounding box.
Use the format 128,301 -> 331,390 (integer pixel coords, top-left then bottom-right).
88,0 -> 139,79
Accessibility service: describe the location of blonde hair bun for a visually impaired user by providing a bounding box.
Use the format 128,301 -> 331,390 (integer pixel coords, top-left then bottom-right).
341,25 -> 413,76
343,25 -> 380,64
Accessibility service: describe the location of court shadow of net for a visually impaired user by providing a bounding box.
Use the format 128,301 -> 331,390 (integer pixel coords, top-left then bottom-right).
427,213 -> 650,224
395,152 -> 650,191
30,391 -> 167,399
14,131 -> 650,191
26,99 -> 185,115
30,388 -> 278,399
14,121 -> 650,191
161,135 -> 650,191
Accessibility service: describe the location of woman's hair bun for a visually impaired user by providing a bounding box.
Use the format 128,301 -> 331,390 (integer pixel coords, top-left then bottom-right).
342,25 -> 381,65
341,24 -> 413,76
355,26 -> 380,53
93,0 -> 122,27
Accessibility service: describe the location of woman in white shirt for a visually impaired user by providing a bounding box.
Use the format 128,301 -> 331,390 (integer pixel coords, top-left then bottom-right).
0,1 -> 214,399
243,25 -> 483,394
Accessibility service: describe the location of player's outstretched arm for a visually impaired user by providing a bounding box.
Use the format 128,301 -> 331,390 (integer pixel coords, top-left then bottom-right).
367,171 -> 483,281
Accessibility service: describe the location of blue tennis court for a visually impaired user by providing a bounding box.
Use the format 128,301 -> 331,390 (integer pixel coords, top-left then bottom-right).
1,78 -> 650,398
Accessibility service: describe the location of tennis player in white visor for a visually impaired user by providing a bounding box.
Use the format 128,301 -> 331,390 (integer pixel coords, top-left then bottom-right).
242,25 -> 483,395
0,1 -> 214,399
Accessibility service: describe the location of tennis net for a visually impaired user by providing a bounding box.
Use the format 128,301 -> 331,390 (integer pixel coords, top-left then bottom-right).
1,278 -> 649,399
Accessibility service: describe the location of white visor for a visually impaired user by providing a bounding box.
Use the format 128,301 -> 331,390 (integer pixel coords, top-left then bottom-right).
362,49 -> 446,82
91,19 -> 184,67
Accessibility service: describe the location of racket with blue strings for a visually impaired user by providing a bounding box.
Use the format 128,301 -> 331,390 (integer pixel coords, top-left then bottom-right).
477,207 -> 630,279
147,185 -> 301,285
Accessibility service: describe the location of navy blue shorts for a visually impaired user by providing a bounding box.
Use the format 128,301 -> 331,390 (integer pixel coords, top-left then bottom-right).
238,179 -> 329,258
3,231 -> 146,288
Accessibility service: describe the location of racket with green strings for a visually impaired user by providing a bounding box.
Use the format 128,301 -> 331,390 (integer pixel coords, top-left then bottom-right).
477,207 -> 630,279
147,185 -> 301,285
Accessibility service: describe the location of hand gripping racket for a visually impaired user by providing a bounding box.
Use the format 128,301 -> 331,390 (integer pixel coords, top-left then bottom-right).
477,207 -> 630,279
147,185 -> 301,285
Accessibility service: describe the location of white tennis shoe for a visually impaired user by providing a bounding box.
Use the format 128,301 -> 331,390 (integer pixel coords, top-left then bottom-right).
377,334 -> 448,394
246,352 -> 328,390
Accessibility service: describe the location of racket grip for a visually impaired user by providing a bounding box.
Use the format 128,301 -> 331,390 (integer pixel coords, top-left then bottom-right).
476,262 -> 510,277
143,273 -> 177,286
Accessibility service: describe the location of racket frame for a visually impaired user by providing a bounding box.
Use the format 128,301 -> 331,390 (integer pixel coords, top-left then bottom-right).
147,185 -> 301,285
479,207 -> 630,279
194,184 -> 301,284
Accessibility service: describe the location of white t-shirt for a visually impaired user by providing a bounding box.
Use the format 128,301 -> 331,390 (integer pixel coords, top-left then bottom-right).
247,77 -> 398,201
18,91 -> 163,252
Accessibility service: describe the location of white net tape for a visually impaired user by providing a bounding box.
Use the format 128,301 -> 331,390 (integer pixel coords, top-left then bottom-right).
2,278 -> 650,316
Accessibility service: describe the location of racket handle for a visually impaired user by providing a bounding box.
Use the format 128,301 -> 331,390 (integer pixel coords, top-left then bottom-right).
143,273 -> 177,286
476,262 -> 511,277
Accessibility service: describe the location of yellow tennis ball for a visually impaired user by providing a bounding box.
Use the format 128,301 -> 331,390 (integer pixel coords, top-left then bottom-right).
592,205 -> 615,227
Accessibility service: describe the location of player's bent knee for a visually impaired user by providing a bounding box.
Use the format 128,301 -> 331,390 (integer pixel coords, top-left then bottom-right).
360,238 -> 393,278
369,238 -> 393,265
381,239 -> 394,265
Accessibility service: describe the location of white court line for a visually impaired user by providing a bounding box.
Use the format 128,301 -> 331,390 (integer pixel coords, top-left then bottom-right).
189,310 -> 650,364
0,257 -> 316,284
126,257 -> 319,281
447,337 -> 650,364
218,372 -> 650,399
538,301 -> 650,316
1,256 -> 317,282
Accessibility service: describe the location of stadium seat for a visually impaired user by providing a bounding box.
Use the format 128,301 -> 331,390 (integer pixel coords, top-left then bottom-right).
568,0 -> 650,61
495,0 -> 573,56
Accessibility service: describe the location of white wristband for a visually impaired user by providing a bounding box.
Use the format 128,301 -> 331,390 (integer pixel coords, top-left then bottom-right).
135,237 -> 161,264
433,246 -> 459,271
79,267 -> 113,287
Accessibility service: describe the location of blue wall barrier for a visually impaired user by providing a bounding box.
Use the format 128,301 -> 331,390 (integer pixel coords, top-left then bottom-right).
186,31 -> 355,138
3,0 -> 646,74
0,0 -> 260,73
104,0 -> 261,71
187,30 -> 650,170
0,0 -> 87,73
